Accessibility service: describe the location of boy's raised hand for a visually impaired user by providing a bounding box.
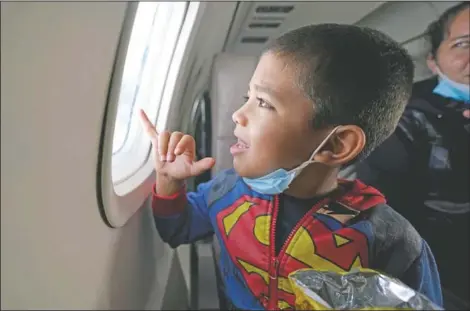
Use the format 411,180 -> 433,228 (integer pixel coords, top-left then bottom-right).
139,109 -> 215,181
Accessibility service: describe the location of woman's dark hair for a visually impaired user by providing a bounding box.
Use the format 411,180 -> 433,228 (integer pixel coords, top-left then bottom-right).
426,2 -> 469,58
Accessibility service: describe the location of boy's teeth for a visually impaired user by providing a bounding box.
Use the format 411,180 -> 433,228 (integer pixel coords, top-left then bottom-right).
237,141 -> 248,148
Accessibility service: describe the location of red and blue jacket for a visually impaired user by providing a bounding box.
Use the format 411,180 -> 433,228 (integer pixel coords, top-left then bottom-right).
152,169 -> 443,310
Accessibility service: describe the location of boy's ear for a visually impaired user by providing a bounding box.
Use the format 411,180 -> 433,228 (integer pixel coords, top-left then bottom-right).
314,125 -> 366,165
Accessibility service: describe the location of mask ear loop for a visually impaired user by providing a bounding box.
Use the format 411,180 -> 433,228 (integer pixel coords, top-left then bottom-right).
435,67 -> 447,82
294,126 -> 342,172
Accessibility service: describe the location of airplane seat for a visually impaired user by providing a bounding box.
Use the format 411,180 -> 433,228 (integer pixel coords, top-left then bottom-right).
209,52 -> 258,308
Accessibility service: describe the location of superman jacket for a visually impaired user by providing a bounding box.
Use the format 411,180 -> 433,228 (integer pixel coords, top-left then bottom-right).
152,169 -> 443,310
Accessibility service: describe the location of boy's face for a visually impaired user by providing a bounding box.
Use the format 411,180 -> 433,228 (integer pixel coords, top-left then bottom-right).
231,52 -> 328,178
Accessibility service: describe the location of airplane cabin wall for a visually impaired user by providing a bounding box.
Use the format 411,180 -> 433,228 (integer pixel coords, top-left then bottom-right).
1,3 -> 169,309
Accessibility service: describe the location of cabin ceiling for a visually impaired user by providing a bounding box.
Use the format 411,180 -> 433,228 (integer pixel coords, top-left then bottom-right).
225,1 -> 385,55
222,1 -> 461,82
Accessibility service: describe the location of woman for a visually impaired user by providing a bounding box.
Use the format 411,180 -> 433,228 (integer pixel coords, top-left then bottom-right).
344,2 -> 469,309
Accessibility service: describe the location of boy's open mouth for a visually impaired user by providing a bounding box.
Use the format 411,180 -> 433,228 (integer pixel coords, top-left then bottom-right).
230,138 -> 250,155
236,139 -> 249,148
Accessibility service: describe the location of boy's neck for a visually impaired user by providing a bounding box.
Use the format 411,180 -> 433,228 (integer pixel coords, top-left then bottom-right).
283,166 -> 339,199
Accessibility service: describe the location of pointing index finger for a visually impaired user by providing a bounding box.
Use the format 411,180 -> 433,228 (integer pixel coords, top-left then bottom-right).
139,109 -> 158,139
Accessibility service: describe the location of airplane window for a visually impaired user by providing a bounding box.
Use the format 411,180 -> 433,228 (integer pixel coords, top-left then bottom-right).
111,2 -> 188,186
99,1 -> 201,227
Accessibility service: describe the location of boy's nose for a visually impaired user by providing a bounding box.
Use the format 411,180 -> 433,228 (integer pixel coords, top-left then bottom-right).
232,108 -> 247,126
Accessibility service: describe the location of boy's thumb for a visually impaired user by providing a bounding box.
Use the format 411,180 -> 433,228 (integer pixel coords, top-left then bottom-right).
190,157 -> 216,176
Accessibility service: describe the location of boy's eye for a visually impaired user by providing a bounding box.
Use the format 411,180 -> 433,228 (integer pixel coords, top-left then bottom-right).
242,95 -> 274,110
256,98 -> 274,110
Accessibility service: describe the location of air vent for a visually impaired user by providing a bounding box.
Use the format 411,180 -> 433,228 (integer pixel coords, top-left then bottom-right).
253,16 -> 285,21
255,5 -> 294,14
241,36 -> 269,44
248,22 -> 281,29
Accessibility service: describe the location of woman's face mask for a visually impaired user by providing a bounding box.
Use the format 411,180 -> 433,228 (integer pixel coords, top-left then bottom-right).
433,68 -> 470,103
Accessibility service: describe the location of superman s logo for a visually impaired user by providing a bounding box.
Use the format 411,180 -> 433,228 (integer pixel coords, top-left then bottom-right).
285,219 -> 369,273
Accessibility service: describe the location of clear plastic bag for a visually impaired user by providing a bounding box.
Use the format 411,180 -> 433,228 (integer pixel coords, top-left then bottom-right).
288,268 -> 443,310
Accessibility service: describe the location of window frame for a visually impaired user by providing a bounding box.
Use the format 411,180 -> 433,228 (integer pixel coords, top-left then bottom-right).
98,1 -> 205,228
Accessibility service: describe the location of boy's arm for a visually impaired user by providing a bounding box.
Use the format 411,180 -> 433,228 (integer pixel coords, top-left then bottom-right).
369,205 -> 443,307
400,239 -> 443,307
151,178 -> 214,249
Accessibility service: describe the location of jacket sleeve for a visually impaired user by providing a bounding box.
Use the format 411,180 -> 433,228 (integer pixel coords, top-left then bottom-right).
368,205 -> 443,308
400,239 -> 443,307
151,179 -> 215,248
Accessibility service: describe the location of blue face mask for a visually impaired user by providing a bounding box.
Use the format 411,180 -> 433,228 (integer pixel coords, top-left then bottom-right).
242,126 -> 341,195
433,68 -> 470,103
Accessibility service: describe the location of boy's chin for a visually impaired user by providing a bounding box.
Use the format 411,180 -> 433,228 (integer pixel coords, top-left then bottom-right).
232,159 -> 266,179
232,162 -> 250,178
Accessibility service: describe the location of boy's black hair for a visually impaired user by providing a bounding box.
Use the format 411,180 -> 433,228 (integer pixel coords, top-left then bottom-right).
264,23 -> 414,161
426,1 -> 469,58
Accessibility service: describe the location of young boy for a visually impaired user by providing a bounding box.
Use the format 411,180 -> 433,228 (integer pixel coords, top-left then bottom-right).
140,24 -> 443,310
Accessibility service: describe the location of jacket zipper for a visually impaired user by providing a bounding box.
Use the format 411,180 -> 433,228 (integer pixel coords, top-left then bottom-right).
268,195 -> 332,310
268,195 -> 280,310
